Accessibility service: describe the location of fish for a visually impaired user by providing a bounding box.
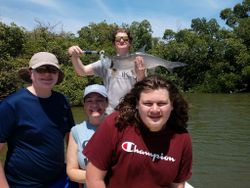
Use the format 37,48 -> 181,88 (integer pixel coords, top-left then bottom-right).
101,52 -> 187,72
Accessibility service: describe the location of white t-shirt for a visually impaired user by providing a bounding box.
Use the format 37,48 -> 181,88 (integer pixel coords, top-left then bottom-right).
91,59 -> 137,114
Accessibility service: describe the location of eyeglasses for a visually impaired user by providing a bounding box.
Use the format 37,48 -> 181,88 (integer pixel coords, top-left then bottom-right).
34,66 -> 59,74
115,35 -> 129,42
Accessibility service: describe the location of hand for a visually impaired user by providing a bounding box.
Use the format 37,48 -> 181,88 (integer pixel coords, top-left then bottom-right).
68,46 -> 82,58
134,56 -> 146,81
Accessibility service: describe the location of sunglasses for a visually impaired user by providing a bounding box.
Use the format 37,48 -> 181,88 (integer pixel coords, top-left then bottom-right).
115,35 -> 129,42
34,66 -> 59,74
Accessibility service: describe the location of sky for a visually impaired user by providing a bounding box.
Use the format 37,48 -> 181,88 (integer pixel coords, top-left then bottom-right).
0,0 -> 242,37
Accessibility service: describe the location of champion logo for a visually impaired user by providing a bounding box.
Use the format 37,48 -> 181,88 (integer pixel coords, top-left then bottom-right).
121,141 -> 175,162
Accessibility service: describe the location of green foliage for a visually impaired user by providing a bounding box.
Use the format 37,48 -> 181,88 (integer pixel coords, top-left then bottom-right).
54,66 -> 103,105
220,0 -> 250,28
191,18 -> 220,37
0,70 -> 18,99
1,0 -> 250,103
54,66 -> 87,105
242,65 -> 250,90
163,29 -> 175,42
201,71 -> 241,93
129,20 -> 153,51
0,22 -> 26,58
220,0 -> 250,47
0,57 -> 23,99
235,17 -> 250,47
78,21 -> 117,55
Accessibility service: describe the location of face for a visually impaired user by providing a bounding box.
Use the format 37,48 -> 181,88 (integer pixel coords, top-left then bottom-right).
30,65 -> 59,89
84,93 -> 108,124
137,88 -> 173,132
115,32 -> 130,55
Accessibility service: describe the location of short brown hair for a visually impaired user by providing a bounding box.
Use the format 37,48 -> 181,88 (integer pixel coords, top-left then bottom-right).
112,28 -> 133,43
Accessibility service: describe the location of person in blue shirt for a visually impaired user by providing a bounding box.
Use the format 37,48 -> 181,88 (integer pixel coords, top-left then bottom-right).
0,52 -> 75,188
66,84 -> 108,188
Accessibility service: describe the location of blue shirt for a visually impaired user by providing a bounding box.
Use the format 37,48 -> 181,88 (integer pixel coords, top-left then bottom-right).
0,88 -> 75,187
71,121 -> 97,169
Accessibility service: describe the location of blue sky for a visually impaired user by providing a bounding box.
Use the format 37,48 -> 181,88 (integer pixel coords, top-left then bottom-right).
0,0 -> 242,37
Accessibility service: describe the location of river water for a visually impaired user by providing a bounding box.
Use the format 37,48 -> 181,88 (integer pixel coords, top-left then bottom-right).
73,93 -> 250,188
186,93 -> 250,188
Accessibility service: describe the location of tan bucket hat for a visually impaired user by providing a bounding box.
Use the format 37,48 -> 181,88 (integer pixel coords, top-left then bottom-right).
18,52 -> 64,84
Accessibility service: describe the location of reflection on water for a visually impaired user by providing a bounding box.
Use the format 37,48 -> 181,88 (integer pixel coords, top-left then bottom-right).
72,93 -> 250,188
186,93 -> 250,188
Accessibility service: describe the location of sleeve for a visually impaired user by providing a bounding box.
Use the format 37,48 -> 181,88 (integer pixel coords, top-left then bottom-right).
91,59 -> 108,78
0,100 -> 16,142
83,112 -> 118,170
174,133 -> 193,183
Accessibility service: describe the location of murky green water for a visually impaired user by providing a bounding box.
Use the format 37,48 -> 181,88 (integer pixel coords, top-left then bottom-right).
186,93 -> 250,188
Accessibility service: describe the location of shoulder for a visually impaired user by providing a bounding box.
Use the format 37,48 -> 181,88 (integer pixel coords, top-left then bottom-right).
107,111 -> 119,119
4,88 -> 27,100
52,90 -> 66,98
102,111 -> 119,125
71,121 -> 91,140
91,59 -> 110,77
1,88 -> 32,107
93,111 -> 119,136
91,59 -> 103,68
72,121 -> 86,131
51,91 -> 70,105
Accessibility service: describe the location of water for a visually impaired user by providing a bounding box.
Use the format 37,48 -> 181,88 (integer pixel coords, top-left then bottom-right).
72,106 -> 85,124
186,93 -> 250,188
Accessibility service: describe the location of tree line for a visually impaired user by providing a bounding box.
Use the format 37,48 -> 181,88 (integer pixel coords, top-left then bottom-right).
0,0 -> 249,105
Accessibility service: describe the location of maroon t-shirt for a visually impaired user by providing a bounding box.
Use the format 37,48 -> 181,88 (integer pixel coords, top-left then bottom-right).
83,111 -> 192,188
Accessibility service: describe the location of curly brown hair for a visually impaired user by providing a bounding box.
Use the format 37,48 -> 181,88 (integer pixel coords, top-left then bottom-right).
111,28 -> 133,44
115,75 -> 189,130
